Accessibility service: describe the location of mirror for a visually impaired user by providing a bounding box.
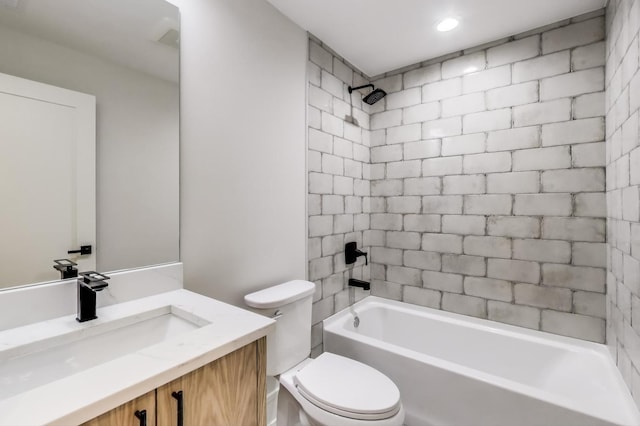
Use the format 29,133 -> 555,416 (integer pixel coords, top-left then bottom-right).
0,0 -> 180,290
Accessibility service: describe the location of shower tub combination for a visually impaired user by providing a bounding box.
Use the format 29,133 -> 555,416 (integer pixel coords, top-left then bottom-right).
323,296 -> 640,426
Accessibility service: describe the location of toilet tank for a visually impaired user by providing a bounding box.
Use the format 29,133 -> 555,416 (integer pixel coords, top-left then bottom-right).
245,280 -> 316,376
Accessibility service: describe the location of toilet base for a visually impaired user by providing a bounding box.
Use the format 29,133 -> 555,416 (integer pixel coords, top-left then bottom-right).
277,384 -> 316,426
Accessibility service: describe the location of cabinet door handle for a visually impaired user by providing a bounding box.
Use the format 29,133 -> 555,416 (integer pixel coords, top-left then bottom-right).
134,410 -> 147,426
171,390 -> 184,426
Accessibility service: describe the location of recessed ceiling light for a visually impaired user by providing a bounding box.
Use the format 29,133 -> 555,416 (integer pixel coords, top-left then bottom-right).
437,18 -> 459,32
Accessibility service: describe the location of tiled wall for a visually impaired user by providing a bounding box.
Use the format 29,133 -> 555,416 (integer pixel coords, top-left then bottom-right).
308,12 -> 612,352
606,0 -> 640,405
307,37 -> 372,356
365,13 -> 608,343
304,2 -> 640,406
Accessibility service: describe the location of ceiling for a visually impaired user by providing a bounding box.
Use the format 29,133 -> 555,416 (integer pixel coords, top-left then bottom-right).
0,0 -> 179,83
266,0 -> 607,77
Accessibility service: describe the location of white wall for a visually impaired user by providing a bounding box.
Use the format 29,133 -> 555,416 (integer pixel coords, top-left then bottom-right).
0,24 -> 180,273
174,0 -> 308,306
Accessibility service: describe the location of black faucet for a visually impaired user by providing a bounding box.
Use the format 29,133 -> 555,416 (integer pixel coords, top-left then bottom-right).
345,242 -> 368,265
53,258 -> 78,280
348,278 -> 370,291
77,271 -> 110,322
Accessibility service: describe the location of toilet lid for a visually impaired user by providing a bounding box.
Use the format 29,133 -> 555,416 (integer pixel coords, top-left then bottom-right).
294,353 -> 401,420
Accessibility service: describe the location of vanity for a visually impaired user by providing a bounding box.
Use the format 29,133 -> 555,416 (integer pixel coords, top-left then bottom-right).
0,287 -> 274,425
84,341 -> 264,426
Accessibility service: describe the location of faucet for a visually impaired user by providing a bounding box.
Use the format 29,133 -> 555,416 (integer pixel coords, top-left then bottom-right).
348,278 -> 370,305
76,271 -> 110,322
347,279 -> 370,328
348,278 -> 370,291
53,258 -> 78,280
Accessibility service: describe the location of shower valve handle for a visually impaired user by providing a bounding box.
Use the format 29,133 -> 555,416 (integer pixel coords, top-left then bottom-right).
345,242 -> 368,265
358,250 -> 368,266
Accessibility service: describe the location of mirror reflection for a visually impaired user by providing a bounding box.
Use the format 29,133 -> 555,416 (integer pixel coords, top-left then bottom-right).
0,0 -> 180,290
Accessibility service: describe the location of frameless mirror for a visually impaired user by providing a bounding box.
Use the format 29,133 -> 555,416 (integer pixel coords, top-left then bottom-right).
0,0 -> 180,290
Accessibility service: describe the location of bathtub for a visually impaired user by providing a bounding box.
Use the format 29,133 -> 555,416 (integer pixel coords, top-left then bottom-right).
323,296 -> 640,426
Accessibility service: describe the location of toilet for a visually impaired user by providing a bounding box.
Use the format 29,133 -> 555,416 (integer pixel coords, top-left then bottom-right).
244,280 -> 405,426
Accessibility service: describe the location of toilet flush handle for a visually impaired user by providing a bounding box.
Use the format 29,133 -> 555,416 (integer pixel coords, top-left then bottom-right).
272,310 -> 283,320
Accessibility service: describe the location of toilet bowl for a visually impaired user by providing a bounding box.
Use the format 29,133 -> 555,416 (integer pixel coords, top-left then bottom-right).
277,354 -> 405,426
245,280 -> 405,426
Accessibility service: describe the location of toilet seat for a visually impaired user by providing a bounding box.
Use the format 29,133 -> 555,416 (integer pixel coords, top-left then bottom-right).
293,353 -> 401,421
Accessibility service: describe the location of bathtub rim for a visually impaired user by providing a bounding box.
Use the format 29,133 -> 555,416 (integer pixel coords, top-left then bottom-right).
327,296 -> 608,352
323,296 -> 640,426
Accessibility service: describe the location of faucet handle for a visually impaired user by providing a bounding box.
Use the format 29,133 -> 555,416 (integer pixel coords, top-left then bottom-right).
357,250 -> 368,266
345,242 -> 368,265
78,271 -> 110,290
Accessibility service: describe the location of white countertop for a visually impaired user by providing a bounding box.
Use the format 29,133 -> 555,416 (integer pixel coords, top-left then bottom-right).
0,289 -> 275,426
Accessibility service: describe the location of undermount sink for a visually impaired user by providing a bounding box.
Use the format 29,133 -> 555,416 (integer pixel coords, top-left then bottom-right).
0,289 -> 274,426
0,306 -> 207,400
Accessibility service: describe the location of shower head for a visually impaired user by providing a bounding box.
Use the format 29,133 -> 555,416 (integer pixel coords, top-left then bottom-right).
348,84 -> 387,105
362,88 -> 386,105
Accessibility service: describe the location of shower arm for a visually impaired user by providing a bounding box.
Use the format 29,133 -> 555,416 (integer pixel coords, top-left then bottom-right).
348,84 -> 374,94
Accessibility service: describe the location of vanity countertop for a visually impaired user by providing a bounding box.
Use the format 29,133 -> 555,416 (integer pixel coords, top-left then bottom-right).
0,289 -> 275,426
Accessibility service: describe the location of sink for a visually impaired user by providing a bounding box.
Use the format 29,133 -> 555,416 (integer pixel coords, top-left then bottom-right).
0,289 -> 274,426
0,306 -> 206,400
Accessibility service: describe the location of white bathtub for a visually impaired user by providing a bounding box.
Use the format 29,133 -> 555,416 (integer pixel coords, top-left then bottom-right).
323,296 -> 640,426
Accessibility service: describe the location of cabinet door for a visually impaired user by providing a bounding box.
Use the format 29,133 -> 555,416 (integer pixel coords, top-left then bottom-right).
157,338 -> 266,426
81,390 -> 156,426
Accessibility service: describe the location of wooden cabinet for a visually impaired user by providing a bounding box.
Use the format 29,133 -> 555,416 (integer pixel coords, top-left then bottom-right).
82,338 -> 266,426
157,341 -> 262,426
81,391 -> 155,426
